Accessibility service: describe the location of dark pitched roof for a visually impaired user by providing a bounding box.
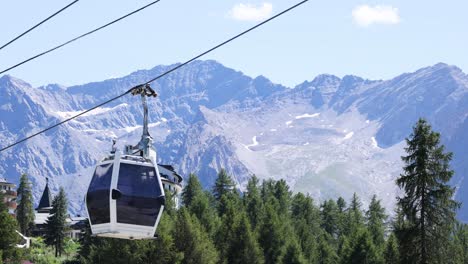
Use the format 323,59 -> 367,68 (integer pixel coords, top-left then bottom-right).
36,178 -> 52,210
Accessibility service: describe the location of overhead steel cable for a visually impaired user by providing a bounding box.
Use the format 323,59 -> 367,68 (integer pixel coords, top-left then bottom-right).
0,0 -> 162,75
0,0 -> 309,153
0,0 -> 80,52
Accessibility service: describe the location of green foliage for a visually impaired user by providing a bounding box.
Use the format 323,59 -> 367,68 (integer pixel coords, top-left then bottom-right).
212,169 -> 235,202
0,192 -> 6,213
182,173 -> 203,207
366,195 -> 387,248
345,193 -> 365,236
244,175 -> 264,230
291,193 -> 321,262
396,118 -> 460,263
149,213 -> 184,264
384,234 -> 399,264
45,187 -> 69,257
27,237 -> 63,264
0,191 -> 20,262
225,212 -> 264,264
282,240 -> 307,264
341,228 -> 381,264
173,208 -> 218,264
450,222 -> 468,264
72,150 -> 463,264
259,202 -> 288,264
321,199 -> 339,238
317,233 -> 339,264
16,173 -> 35,236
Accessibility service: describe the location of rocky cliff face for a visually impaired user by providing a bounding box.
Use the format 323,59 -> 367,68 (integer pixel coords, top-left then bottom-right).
0,60 -> 467,220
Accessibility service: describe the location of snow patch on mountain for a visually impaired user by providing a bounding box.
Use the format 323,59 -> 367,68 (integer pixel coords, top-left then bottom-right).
344,132 -> 354,140
295,113 -> 320,119
54,103 -> 129,118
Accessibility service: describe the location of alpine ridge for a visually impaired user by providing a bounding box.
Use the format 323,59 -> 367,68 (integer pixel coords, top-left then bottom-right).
1,60 -> 467,220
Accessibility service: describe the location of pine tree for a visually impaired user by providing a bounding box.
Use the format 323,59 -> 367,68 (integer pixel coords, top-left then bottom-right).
337,197 -> 347,213
225,212 -> 264,264
396,118 -> 460,263
173,209 -> 218,264
182,173 -> 203,207
282,240 -> 307,264
317,233 -> 339,264
0,191 -> 19,262
274,179 -> 291,214
244,175 -> 264,230
366,195 -> 387,248
384,234 -> 399,264
77,220 -> 95,263
260,202 -> 288,264
147,214 -> 183,264
347,193 -> 364,230
291,193 -> 321,262
321,199 -> 339,238
45,187 -> 69,257
336,197 -> 348,237
450,222 -> 468,264
212,169 -> 235,201
342,229 -> 381,264
16,173 -> 35,236
0,191 -> 6,213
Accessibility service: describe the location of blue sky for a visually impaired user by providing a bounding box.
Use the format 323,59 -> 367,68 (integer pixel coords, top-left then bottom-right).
0,0 -> 467,87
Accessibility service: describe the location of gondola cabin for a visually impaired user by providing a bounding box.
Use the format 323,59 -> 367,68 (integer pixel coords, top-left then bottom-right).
85,151 -> 165,239
85,84 -> 167,239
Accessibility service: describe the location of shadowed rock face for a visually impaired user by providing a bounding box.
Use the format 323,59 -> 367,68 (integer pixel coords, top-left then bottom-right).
1,60 -> 468,220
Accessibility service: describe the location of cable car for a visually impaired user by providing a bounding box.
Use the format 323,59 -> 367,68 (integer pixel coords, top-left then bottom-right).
85,84 -> 165,239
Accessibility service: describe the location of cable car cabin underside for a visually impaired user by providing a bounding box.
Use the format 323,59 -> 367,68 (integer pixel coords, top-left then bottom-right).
85,152 -> 165,240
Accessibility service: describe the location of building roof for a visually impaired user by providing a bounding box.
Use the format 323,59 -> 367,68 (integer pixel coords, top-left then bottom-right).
158,164 -> 183,183
36,178 -> 53,211
0,177 -> 15,185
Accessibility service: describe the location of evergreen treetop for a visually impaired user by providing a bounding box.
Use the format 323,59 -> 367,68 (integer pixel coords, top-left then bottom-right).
16,173 -> 35,236
396,118 -> 460,264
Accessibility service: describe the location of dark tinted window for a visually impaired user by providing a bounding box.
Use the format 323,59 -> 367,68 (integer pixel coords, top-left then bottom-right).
86,163 -> 113,225
116,163 -> 164,226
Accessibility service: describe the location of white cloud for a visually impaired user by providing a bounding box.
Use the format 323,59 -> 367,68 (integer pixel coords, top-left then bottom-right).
352,5 -> 400,27
229,2 -> 273,22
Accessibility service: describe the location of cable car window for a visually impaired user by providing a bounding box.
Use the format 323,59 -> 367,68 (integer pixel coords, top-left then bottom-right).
86,163 -> 113,225
117,163 -> 163,226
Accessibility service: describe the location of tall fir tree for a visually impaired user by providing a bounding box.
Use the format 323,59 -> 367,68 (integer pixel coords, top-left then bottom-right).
396,118 -> 460,264
317,233 -> 339,264
336,197 -> 348,237
346,193 -> 365,235
365,195 -> 387,248
384,234 -> 399,264
321,199 -> 339,238
341,229 -> 381,264
182,173 -> 203,207
173,208 -> 218,264
16,173 -> 34,236
274,179 -> 291,214
0,191 -> 19,262
282,239 -> 307,264
260,202 -> 288,264
243,175 -> 264,230
224,211 -> 264,264
291,193 -> 321,262
212,169 -> 236,201
45,187 -> 69,257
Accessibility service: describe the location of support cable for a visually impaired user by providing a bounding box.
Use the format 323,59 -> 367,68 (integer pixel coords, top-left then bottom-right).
0,0 -> 309,152
0,0 -> 80,52
0,0 -> 162,75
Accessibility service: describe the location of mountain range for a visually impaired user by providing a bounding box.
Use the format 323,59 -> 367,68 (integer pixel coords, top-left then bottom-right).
0,60 -> 467,221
